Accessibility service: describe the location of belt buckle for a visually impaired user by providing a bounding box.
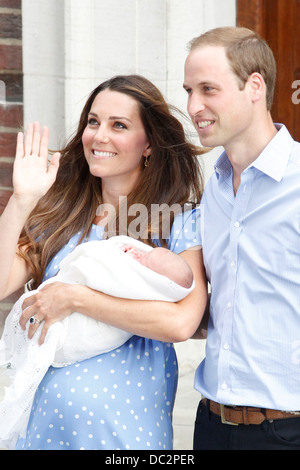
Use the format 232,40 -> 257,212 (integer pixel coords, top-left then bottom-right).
220,404 -> 239,426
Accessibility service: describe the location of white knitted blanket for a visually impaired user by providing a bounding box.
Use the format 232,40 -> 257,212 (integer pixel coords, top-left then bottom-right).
0,236 -> 194,449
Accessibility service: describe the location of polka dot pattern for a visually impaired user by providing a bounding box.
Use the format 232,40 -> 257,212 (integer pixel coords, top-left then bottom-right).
16,209 -> 201,450
17,339 -> 177,450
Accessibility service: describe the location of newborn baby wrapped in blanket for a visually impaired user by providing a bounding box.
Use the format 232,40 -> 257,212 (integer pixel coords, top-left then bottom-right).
0,235 -> 194,449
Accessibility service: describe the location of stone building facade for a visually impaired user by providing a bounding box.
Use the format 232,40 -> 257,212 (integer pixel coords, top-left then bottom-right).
0,0 -> 235,448
0,0 -> 23,327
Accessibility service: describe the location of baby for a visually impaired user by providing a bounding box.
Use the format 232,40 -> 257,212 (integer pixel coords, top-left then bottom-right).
122,243 -> 193,289
0,236 -> 194,448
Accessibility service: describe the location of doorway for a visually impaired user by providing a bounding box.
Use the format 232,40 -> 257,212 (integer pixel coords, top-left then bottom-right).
237,0 -> 300,141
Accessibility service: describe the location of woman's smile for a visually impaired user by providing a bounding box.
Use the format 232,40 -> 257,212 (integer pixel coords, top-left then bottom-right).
82,89 -> 151,192
92,150 -> 118,159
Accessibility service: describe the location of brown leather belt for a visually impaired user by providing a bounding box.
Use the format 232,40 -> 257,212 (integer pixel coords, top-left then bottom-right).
202,398 -> 300,426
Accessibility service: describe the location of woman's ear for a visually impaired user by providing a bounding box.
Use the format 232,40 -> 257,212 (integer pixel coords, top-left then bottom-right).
143,144 -> 152,158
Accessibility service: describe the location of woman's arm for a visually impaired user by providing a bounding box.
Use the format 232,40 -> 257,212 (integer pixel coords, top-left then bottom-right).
0,123 -> 60,300
0,194 -> 33,299
20,247 -> 208,345
191,293 -> 210,339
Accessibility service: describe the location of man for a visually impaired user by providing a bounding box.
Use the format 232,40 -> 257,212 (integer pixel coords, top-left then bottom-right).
184,26 -> 300,450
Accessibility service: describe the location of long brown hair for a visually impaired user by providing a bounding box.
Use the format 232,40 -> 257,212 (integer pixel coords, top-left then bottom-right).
19,75 -> 206,288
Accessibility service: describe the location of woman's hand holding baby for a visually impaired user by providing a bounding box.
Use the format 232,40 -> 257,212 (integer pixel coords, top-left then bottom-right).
20,282 -> 79,345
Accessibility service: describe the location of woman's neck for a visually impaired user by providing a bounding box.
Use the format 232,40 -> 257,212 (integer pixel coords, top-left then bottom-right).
93,182 -> 128,226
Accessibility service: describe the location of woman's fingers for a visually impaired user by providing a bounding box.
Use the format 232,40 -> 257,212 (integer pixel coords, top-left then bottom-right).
20,122 -> 49,159
24,122 -> 34,156
39,125 -> 50,159
19,295 -> 37,330
47,151 -> 61,178
13,121 -> 59,201
38,324 -> 49,346
15,131 -> 24,160
19,295 -> 45,342
31,121 -> 42,156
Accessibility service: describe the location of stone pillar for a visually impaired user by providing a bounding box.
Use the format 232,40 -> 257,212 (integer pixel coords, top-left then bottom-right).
0,0 -> 24,331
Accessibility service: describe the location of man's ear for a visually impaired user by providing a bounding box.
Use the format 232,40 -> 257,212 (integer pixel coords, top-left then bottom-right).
247,72 -> 265,104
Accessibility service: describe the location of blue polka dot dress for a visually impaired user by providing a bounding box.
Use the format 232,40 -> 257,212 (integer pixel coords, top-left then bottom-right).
16,209 -> 201,450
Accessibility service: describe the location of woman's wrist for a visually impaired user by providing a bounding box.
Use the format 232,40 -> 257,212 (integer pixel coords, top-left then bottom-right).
70,284 -> 97,316
10,192 -> 39,216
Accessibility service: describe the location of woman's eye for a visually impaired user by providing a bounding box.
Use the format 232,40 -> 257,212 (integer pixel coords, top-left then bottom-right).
87,117 -> 99,126
114,122 -> 127,129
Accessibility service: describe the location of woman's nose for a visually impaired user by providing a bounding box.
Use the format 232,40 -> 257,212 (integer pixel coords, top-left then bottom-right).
94,125 -> 110,143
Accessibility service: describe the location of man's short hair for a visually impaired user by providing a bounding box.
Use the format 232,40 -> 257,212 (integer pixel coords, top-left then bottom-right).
188,27 -> 277,111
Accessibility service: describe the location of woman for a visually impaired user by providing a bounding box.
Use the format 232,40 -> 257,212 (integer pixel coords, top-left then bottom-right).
0,75 -> 207,450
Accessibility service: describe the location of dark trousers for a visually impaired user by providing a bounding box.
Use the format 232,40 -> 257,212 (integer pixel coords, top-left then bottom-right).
193,399 -> 300,450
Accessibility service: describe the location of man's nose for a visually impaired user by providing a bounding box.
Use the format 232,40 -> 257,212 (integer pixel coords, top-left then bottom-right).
188,94 -> 206,118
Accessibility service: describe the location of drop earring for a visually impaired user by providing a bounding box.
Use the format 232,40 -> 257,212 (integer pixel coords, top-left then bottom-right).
144,155 -> 150,167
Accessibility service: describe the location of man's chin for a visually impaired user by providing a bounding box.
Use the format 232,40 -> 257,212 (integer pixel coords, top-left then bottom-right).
198,135 -> 218,149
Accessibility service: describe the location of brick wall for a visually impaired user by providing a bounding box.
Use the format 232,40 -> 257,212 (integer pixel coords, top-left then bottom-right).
0,0 -> 23,332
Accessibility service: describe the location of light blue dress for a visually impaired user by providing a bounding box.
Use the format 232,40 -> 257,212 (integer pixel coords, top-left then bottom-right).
16,209 -> 200,450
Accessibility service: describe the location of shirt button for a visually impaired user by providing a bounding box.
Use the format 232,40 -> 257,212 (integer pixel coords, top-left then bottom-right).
234,221 -> 240,228
221,382 -> 227,390
223,343 -> 230,350
230,261 -> 236,268
227,301 -> 232,308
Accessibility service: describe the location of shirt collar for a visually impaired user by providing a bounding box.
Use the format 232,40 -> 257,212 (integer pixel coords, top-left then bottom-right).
214,124 -> 295,182
214,151 -> 231,181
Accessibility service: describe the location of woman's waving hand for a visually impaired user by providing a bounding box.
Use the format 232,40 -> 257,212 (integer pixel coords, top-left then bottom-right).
13,122 -> 60,205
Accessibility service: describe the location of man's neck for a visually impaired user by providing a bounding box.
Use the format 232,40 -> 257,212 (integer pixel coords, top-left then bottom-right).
225,114 -> 277,195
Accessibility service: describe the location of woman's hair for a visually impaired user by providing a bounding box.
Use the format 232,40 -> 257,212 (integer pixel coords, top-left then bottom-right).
19,75 -> 206,288
189,27 -> 277,111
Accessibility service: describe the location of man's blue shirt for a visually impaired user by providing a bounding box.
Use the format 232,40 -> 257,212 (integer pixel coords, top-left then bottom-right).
195,124 -> 300,410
